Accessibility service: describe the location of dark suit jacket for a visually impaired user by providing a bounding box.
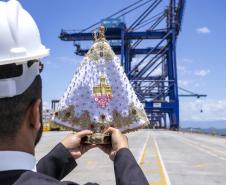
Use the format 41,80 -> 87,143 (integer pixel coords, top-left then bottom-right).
0,143 -> 148,185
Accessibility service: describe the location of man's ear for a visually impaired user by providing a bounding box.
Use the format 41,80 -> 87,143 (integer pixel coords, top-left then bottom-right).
29,99 -> 41,130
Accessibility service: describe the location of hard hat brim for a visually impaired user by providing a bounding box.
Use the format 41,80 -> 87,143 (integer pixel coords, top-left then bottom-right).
0,48 -> 50,65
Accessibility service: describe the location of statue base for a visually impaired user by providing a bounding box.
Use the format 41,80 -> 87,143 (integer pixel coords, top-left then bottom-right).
82,133 -> 111,145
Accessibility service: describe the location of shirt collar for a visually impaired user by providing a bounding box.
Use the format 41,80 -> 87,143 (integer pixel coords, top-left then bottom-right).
0,151 -> 36,172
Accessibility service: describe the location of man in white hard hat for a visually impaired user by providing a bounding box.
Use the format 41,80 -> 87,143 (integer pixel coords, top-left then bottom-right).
0,1 -> 148,185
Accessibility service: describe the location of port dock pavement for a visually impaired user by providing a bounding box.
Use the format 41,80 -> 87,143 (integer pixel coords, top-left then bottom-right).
36,130 -> 226,185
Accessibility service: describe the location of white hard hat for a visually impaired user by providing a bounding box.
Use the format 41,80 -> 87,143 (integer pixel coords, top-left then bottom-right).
0,0 -> 49,98
0,0 -> 49,65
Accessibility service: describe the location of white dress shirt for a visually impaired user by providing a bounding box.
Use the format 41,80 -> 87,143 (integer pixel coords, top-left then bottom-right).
0,151 -> 36,172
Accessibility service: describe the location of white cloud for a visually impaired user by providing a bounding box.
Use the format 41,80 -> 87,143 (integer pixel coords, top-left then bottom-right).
177,65 -> 186,72
178,79 -> 193,87
180,99 -> 226,121
43,101 -> 51,110
195,69 -> 210,77
177,65 -> 193,76
196,27 -> 211,34
177,58 -> 194,75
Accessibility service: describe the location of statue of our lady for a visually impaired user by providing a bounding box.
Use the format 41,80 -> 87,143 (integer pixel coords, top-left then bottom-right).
53,26 -> 149,144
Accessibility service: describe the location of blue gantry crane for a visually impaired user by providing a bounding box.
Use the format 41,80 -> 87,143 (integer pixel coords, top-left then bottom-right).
59,0 -> 206,129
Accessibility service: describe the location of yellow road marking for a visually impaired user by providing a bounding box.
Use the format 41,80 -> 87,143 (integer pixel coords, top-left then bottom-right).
193,163 -> 207,169
139,134 -> 150,165
86,160 -> 96,165
141,161 -> 152,165
153,138 -> 168,185
139,144 -> 147,165
149,182 -> 161,185
139,133 -> 170,185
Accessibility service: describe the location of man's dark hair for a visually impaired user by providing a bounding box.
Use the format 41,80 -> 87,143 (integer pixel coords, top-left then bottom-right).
0,61 -> 42,140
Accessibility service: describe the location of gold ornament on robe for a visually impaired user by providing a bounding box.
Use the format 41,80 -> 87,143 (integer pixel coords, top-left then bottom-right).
93,74 -> 112,96
93,74 -> 113,108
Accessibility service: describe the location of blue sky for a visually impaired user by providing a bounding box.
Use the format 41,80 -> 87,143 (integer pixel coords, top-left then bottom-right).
17,0 -> 226,125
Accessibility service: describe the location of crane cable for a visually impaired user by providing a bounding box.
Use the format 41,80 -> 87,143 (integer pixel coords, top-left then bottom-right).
80,0 -> 154,33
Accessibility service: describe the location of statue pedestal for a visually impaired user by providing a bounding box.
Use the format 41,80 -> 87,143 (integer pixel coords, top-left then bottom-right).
82,133 -> 111,144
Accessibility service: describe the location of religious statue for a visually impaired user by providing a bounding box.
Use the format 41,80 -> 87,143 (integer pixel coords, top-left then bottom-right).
53,26 -> 149,144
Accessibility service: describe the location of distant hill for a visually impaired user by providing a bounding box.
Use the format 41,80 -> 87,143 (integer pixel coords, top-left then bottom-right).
181,120 -> 226,129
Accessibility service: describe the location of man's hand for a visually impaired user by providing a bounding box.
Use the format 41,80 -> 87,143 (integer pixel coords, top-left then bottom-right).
98,127 -> 129,161
61,130 -> 95,159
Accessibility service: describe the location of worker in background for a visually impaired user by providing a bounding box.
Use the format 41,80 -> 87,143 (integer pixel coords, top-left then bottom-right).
0,1 -> 148,185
